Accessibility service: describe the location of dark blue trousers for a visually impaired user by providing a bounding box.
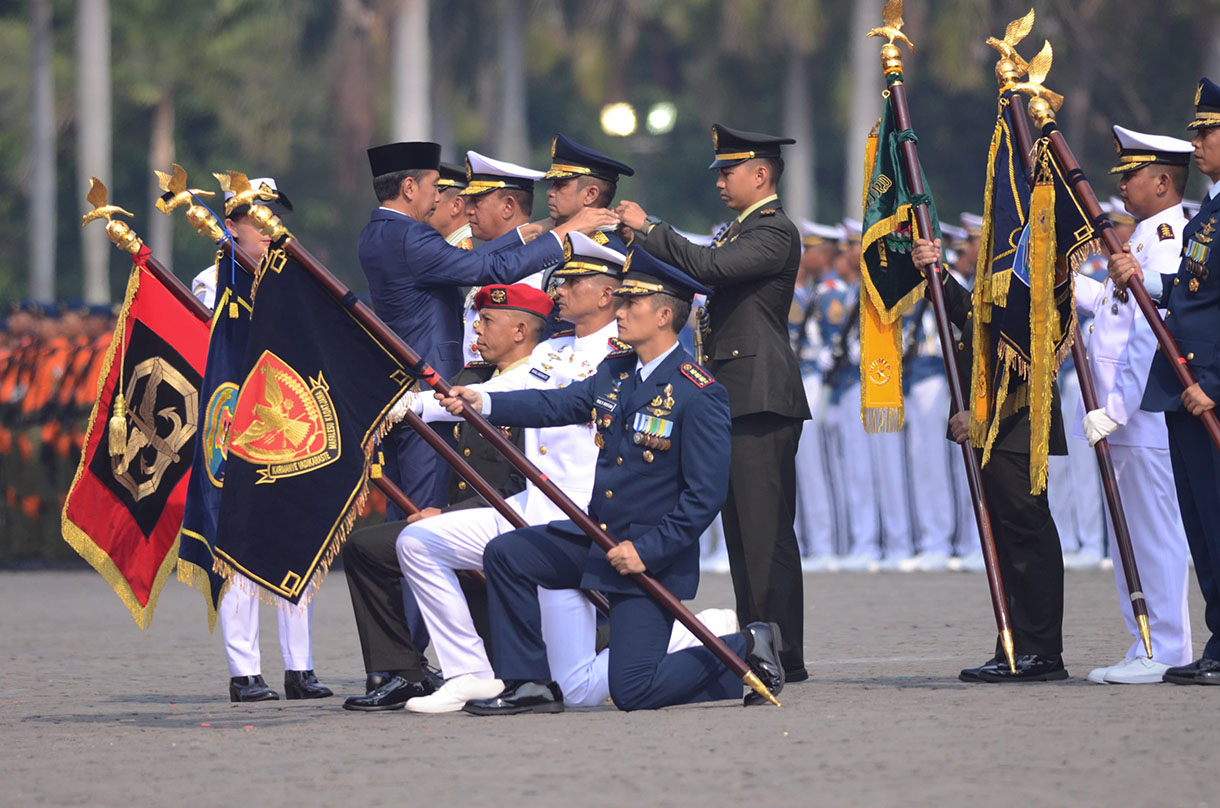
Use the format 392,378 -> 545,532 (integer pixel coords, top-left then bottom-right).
483,524 -> 748,711
383,423 -> 452,520
1166,411 -> 1220,659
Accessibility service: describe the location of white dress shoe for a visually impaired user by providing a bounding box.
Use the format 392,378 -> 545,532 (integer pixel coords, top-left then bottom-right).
1063,550 -> 1104,571
800,555 -> 838,573
1103,656 -> 1171,684
405,673 -> 504,713
837,554 -> 881,572
1087,663 -> 1116,684
915,551 -> 951,572
955,551 -> 986,573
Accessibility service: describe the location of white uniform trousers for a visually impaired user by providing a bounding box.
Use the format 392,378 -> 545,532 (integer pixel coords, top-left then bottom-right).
219,576 -> 314,677
1049,368 -> 1106,556
950,441 -> 979,556
869,424 -> 912,559
903,374 -> 955,557
396,493 -> 604,707
795,373 -> 836,558
1106,445 -> 1193,666
832,383 -> 880,558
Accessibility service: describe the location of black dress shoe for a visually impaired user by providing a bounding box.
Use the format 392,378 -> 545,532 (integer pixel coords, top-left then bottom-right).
422,663 -> 445,692
784,667 -> 810,683
365,671 -> 390,694
959,656 -> 1004,683
1164,657 -> 1220,685
743,622 -> 785,706
343,675 -> 435,711
977,654 -> 1068,683
284,670 -> 333,700
229,675 -> 279,702
462,680 -> 564,716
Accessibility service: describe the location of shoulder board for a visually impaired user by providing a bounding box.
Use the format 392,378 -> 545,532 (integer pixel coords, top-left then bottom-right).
592,230 -> 610,245
681,362 -> 715,388
463,360 -> 494,369
1158,223 -> 1175,241
550,328 -> 576,339
606,337 -> 633,354
758,209 -> 777,217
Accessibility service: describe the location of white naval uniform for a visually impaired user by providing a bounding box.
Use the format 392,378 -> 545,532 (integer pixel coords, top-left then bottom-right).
902,305 -> 955,559
191,264 -> 316,678
398,321 -> 616,706
1071,204 -> 1193,666
794,294 -> 836,560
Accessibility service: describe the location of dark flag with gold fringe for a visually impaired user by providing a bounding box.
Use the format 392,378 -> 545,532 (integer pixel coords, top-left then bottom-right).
61,245 -> 209,628
176,249 -> 252,629
212,251 -> 413,605
859,91 -> 941,432
972,89 -> 1092,493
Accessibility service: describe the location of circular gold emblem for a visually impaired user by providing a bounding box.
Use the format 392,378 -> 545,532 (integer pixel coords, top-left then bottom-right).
490,288 -> 508,304
868,358 -> 892,385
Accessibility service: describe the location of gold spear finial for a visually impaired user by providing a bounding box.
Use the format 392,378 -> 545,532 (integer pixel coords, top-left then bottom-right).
1009,41 -> 1065,128
154,164 -> 225,242
1137,613 -> 1154,659
867,0 -> 914,78
81,177 -> 143,255
987,9 -> 1036,88
743,671 -> 781,707
218,170 -> 291,242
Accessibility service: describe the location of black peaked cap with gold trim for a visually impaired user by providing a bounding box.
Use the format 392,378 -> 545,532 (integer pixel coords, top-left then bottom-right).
437,161 -> 469,190
1111,125 -> 1193,174
554,231 -> 626,279
612,247 -> 711,301
708,123 -> 795,169
544,133 -> 635,183
367,141 -> 441,177
1189,78 -> 1220,131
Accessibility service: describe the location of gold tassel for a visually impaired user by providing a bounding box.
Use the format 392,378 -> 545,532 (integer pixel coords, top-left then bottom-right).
969,100 -> 1008,447
108,392 -> 127,457
1027,143 -> 1058,495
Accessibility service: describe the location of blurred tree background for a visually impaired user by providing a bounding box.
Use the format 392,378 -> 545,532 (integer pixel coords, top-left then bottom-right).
2,0 -> 1218,303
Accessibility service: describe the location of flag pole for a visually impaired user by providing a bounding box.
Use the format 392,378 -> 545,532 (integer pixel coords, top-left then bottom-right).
999,55 -> 1153,658
867,4 -> 1016,673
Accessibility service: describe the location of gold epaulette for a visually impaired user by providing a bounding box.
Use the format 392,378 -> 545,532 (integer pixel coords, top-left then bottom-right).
463,360 -> 495,369
606,337 -> 634,357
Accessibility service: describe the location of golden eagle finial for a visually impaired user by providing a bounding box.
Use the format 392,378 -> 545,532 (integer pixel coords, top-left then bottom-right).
1009,41 -> 1064,112
867,0 -> 914,52
986,9 -> 1035,80
154,164 -> 214,215
81,178 -> 134,227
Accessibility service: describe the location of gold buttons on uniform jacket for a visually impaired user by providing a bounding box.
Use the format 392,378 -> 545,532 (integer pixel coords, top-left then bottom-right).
616,456 -> 623,465
732,349 -> 739,356
463,448 -> 471,457
539,445 -> 547,455
1188,352 -> 1196,360
599,523 -> 607,531
957,341 -> 964,350
604,490 -> 614,499
1175,277 -> 1180,286
458,481 -> 467,490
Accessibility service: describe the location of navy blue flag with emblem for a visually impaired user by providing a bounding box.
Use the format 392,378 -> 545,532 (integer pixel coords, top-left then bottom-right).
178,253 -> 252,630
213,252 -> 413,605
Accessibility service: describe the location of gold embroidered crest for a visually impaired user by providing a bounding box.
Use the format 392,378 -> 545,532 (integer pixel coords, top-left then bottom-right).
490,288 -> 508,304
228,351 -> 341,484
112,357 -> 199,502
592,230 -> 609,245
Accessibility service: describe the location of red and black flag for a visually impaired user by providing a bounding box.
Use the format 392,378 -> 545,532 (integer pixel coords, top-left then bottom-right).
61,247 -> 209,628
213,251 -> 412,605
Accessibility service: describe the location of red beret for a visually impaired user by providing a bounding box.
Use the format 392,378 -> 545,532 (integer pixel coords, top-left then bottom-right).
474,283 -> 553,319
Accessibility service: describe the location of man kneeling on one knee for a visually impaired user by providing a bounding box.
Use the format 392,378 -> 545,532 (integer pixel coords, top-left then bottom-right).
439,248 -> 786,714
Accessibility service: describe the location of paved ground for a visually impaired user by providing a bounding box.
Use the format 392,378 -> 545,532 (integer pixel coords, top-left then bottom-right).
1,567 -> 1215,807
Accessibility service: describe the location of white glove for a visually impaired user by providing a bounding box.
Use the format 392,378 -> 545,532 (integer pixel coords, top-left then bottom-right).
388,390 -> 420,425
815,347 -> 835,374
1082,408 -> 1119,446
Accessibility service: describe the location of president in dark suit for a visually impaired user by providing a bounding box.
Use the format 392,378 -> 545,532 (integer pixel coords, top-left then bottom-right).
616,125 -> 810,680
358,141 -> 615,514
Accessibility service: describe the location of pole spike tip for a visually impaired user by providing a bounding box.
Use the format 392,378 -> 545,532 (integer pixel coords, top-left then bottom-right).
1000,629 -> 1017,673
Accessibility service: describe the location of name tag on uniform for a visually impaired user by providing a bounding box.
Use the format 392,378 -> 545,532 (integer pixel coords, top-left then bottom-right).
595,395 -> 617,412
530,367 -> 551,382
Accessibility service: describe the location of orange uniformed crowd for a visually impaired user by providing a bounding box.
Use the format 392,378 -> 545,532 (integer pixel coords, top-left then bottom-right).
0,301 -> 117,561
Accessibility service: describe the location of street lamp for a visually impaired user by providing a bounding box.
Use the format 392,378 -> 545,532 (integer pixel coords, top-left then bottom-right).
646,102 -> 677,135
